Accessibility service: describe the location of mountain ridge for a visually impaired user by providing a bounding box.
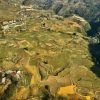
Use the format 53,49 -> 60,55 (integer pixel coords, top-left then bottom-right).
21,0 -> 100,22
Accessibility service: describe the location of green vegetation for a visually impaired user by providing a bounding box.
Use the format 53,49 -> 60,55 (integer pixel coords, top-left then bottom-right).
0,1 -> 100,99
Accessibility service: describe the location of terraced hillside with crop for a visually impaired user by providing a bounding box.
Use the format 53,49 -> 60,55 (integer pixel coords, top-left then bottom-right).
0,1 -> 100,100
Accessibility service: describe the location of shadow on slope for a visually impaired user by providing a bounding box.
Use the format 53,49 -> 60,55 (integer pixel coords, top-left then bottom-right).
88,21 -> 100,77
87,21 -> 100,37
89,43 -> 100,77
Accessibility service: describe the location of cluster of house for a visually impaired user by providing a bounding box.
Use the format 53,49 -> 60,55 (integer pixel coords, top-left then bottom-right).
1,20 -> 16,33
0,19 -> 26,33
2,20 -> 16,26
0,69 -> 21,85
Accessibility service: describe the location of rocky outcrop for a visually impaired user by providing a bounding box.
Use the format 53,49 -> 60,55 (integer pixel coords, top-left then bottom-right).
53,0 -> 100,22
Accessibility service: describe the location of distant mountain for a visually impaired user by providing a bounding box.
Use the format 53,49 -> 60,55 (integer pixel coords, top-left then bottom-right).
55,0 -> 100,22
22,0 -> 100,22
22,0 -> 53,9
0,0 -> 23,6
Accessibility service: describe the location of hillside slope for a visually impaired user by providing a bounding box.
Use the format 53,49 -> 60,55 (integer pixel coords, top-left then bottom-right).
0,7 -> 100,99
0,1 -> 100,100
